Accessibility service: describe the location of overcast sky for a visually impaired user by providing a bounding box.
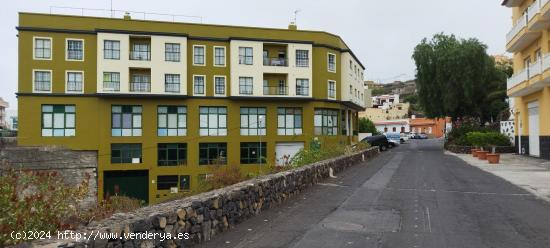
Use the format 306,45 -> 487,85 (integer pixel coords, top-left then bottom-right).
0,0 -> 510,113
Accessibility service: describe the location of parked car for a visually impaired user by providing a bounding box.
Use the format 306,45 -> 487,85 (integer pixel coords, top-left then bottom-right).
418,133 -> 429,139
400,133 -> 409,143
361,135 -> 390,151
385,133 -> 401,147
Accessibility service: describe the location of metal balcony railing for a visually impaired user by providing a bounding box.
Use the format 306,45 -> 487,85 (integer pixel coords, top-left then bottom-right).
130,82 -> 151,92
129,51 -> 151,61
263,86 -> 288,96
506,0 -> 550,44
263,57 -> 288,66
103,82 -> 120,92
507,53 -> 550,90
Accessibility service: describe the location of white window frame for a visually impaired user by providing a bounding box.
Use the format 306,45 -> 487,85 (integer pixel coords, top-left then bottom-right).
327,80 -> 336,100
33,37 -> 52,60
213,46 -> 226,67
193,75 -> 206,96
32,69 -> 53,93
193,45 -> 206,66
213,75 -> 226,97
65,70 -> 85,94
327,53 -> 336,73
65,38 -> 85,61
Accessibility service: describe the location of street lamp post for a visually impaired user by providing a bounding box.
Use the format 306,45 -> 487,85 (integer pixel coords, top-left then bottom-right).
259,115 -> 264,175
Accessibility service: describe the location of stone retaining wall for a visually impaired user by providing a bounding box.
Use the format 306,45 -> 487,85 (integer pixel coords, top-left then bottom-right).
0,146 -> 98,208
48,147 -> 379,248
445,144 -> 516,154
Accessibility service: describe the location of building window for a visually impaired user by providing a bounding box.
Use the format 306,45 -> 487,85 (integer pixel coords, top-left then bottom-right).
41,105 -> 75,137
34,70 -> 51,92
296,79 -> 309,96
103,72 -> 120,92
193,75 -> 205,95
165,74 -> 180,93
157,106 -> 187,136
111,105 -> 142,136
66,71 -> 83,93
199,143 -> 227,165
239,77 -> 253,95
314,109 -> 339,136
199,107 -> 227,136
165,43 -> 180,62
328,53 -> 336,72
214,46 -> 226,66
328,81 -> 336,99
158,143 -> 187,166
157,175 -> 178,190
296,50 -> 309,67
277,107 -> 302,135
130,43 -> 150,60
193,45 -> 205,65
240,107 -> 266,136
239,47 -> 253,65
66,39 -> 83,60
34,37 -> 51,59
214,76 -> 226,95
111,144 -> 142,163
240,142 -> 267,164
130,74 -> 151,92
104,40 -> 120,60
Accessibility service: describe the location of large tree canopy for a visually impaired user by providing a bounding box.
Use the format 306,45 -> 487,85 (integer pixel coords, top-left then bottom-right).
412,33 -> 508,123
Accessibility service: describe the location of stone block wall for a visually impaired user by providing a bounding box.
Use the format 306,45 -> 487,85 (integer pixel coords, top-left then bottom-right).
48,147 -> 379,248
0,146 -> 97,208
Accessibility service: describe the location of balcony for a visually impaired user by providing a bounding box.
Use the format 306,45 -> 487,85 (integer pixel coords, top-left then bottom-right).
263,57 -> 288,67
130,82 -> 151,92
263,86 -> 288,96
506,0 -> 550,52
507,53 -> 550,97
129,51 -> 151,61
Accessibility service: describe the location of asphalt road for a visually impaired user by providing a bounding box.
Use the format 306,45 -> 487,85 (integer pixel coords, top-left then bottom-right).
200,139 -> 550,248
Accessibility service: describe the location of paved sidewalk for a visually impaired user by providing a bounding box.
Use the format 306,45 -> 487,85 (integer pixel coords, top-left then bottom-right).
448,151 -> 550,202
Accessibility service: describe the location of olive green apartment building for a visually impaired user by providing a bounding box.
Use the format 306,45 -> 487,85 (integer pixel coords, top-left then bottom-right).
17,12 -> 367,204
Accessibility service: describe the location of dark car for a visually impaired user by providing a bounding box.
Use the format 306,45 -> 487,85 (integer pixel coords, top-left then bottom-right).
361,135 -> 390,151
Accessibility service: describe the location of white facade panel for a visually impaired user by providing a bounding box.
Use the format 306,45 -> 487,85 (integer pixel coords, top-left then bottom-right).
97,32 -> 187,95
230,40 -> 312,98
341,52 -> 365,107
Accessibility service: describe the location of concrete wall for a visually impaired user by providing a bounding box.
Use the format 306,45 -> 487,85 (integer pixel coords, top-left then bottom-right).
0,146 -> 97,208
46,147 -> 379,248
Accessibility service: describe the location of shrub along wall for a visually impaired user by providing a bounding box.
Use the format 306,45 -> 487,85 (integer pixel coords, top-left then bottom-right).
44,147 -> 379,248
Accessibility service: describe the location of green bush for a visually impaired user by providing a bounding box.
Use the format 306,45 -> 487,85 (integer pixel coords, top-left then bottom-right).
463,131 -> 511,147
0,169 -> 89,245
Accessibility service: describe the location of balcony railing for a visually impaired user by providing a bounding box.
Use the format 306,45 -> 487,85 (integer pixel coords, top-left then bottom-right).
103,82 -> 120,92
130,82 -> 151,92
263,86 -> 288,95
263,57 -> 288,66
507,53 -> 550,90
129,51 -> 151,61
507,0 -> 550,44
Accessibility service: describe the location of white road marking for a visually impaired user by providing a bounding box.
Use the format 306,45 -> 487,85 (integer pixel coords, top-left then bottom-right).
383,187 -> 531,197
426,207 -> 432,233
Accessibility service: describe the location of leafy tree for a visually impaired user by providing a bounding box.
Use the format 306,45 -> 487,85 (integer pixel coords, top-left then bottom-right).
358,117 -> 380,134
412,33 -> 508,124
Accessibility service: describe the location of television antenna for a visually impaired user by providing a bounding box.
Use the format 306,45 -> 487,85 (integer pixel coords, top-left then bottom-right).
292,9 -> 301,25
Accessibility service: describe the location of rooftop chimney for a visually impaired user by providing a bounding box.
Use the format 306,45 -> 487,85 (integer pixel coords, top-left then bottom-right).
288,22 -> 297,30
123,12 -> 131,20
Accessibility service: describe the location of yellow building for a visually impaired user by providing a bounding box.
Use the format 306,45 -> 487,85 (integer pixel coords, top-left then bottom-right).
503,0 -> 550,160
16,13 -> 367,204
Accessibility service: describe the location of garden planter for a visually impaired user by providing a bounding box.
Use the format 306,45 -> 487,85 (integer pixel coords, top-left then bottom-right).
477,151 -> 489,160
487,153 -> 500,164
471,149 -> 480,157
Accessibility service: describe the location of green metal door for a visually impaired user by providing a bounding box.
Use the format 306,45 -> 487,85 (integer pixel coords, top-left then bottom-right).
104,170 -> 149,203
